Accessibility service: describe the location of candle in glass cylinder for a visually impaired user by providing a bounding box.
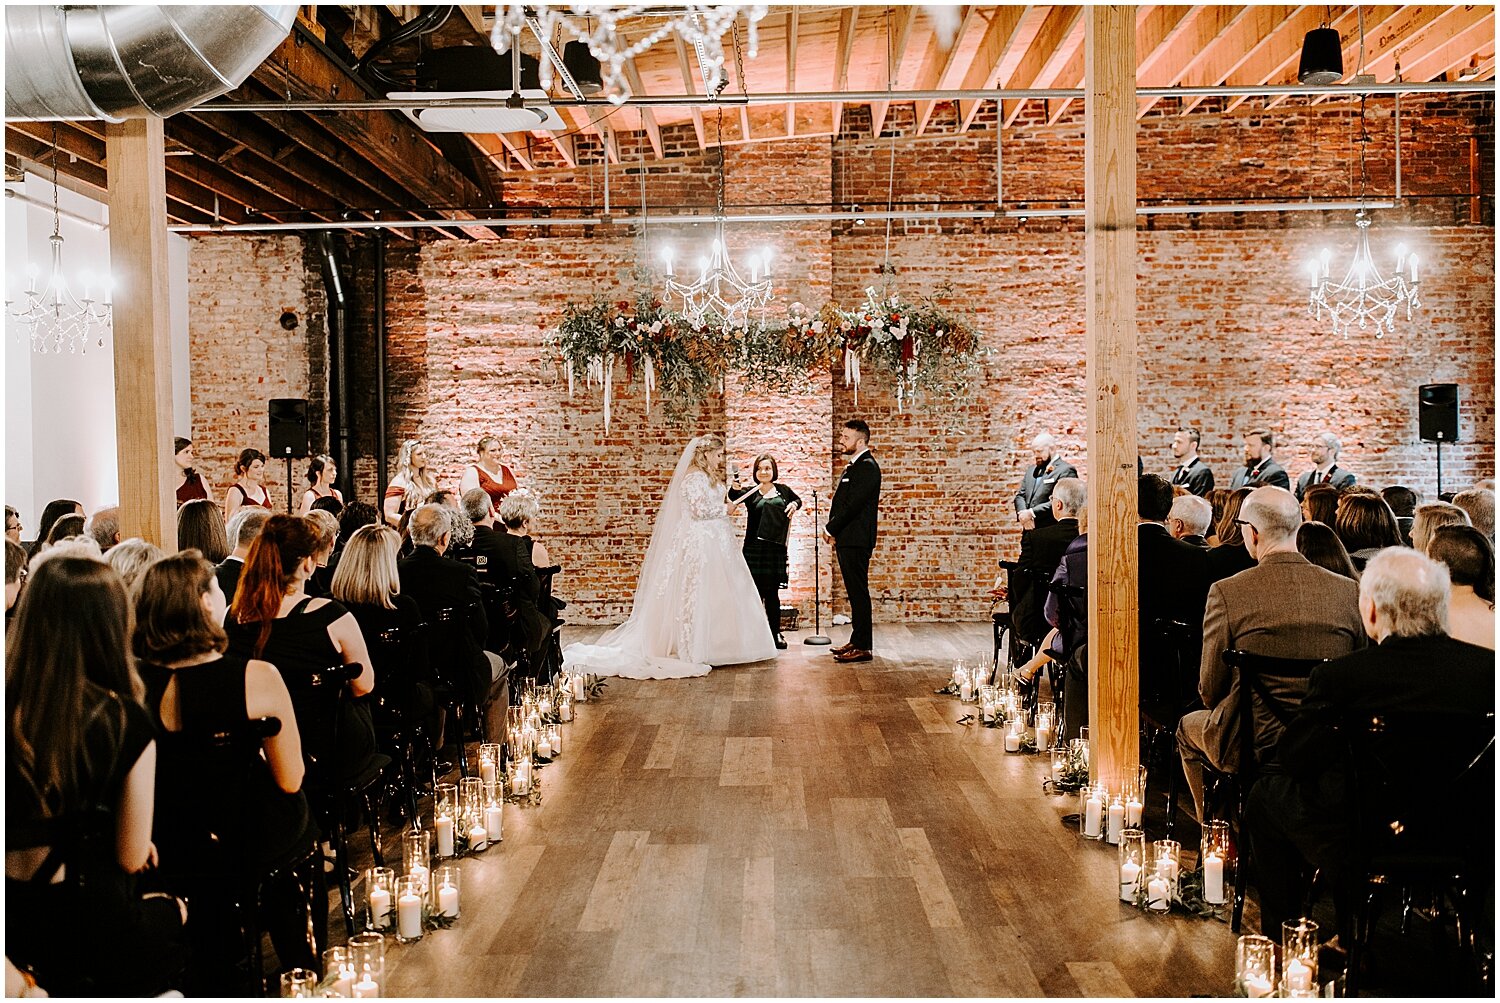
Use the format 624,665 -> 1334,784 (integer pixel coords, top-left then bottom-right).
1203,852 -> 1225,904
1083,788 -> 1103,838
1283,958 -> 1312,993
1125,794 -> 1143,828
959,675 -> 974,703
434,865 -> 460,918
549,724 -> 562,755
559,694 -> 574,721
1105,796 -> 1125,845
1035,714 -> 1052,752
537,732 -> 553,758
352,975 -> 379,998
1004,719 -> 1022,753
434,813 -> 455,858
1147,874 -> 1171,912
486,802 -> 504,840
396,877 -> 424,942
468,821 -> 488,853
368,885 -> 391,931
572,672 -> 588,700
1119,859 -> 1142,903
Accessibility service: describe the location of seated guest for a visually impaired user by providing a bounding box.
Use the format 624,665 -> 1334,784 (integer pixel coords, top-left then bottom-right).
5,556 -> 186,995
86,505 -> 121,553
1294,432 -> 1356,499
218,507 -> 270,603
1426,524 -> 1495,649
1176,486 -> 1365,822
42,513 -> 86,550
398,505 -> 502,714
1229,430 -> 1290,490
1411,501 -> 1470,554
1139,474 -> 1209,627
1013,478 -> 1084,645
1012,509 -> 1090,690
177,498 -> 230,564
297,454 -> 343,516
1451,487 -> 1495,544
1205,487 -> 1256,583
107,538 -> 165,592
304,509 -> 340,598
133,552 -> 318,994
329,501 -> 381,581
5,539 -> 25,615
1205,488 -> 1231,546
226,515 -> 378,786
1169,427 -> 1214,497
1300,483 -> 1340,528
222,448 -> 273,523
1295,521 -> 1358,581
309,495 -> 345,519
1381,485 -> 1419,546
29,498 -> 82,556
28,536 -> 101,572
173,437 -> 210,506
1335,493 -> 1405,569
1167,494 -> 1213,548
331,524 -> 438,735
1245,548 -> 1494,938
6,505 -> 22,543
384,440 -> 436,528
494,489 -> 555,677
1474,477 -> 1496,493
440,497 -> 476,561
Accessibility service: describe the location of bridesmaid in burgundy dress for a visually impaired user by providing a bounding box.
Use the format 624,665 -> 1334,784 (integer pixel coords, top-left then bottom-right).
458,435 -> 519,514
173,437 -> 211,507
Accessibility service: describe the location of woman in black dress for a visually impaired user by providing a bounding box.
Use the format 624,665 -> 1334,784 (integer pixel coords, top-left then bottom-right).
734,454 -> 802,649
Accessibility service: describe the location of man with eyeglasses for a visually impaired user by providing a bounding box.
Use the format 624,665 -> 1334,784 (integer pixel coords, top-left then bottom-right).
1294,432 -> 1356,500
1174,486 -> 1366,823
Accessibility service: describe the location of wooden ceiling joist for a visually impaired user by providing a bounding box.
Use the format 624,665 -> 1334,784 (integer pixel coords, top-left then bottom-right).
956,5 -> 1029,131
871,6 -> 918,137
1001,4 -> 1083,127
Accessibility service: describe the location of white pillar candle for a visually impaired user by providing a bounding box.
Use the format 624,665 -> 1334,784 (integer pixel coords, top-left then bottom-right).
981,701 -> 996,723
332,971 -> 353,997
469,823 -> 488,852
1283,958 -> 1312,993
512,768 -> 530,796
539,698 -> 552,718
397,891 -> 423,939
951,666 -> 965,688
1106,799 -> 1125,845
352,976 -> 380,998
1243,974 -> 1272,998
537,735 -> 553,758
1202,852 -> 1225,904
1083,791 -> 1103,837
1004,730 -> 1021,752
437,883 -> 460,918
1147,875 -> 1170,912
368,887 -> 391,929
559,700 -> 573,722
408,863 -> 428,894
551,729 -> 562,754
572,674 -> 587,700
1125,797 -> 1143,828
485,804 -> 503,839
434,814 -> 455,858
959,678 -> 973,702
480,760 -> 497,786
1119,860 -> 1142,903
1156,857 -> 1178,884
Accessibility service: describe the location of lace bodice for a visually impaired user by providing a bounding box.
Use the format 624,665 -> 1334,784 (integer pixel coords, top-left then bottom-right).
682,471 -> 727,521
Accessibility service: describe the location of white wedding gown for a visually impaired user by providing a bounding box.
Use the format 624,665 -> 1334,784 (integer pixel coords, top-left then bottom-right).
563,453 -> 778,679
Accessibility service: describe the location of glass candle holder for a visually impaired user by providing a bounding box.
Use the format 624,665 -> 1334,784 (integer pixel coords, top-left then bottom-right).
402,830 -> 430,894
1080,783 -> 1105,839
978,684 -> 997,723
538,692 -> 553,720
347,931 -> 385,997
1200,819 -> 1230,906
1149,839 -> 1180,912
322,946 -> 355,997
1072,733 -> 1090,773
364,866 -> 396,933
572,670 -> 589,701
1235,933 -> 1277,998
558,691 -> 574,722
1281,918 -> 1319,995
394,875 -> 425,943
433,863 -> 461,918
1124,766 -> 1146,828
536,724 -> 555,759
478,743 -> 503,786
1105,791 -> 1126,846
279,968 -> 317,997
1035,700 -> 1055,751
1004,715 -> 1024,753
1049,744 -> 1071,792
433,782 -> 458,858
951,658 -> 967,693
509,754 -> 532,796
547,723 -> 563,756
1118,828 -> 1146,904
460,780 -> 489,853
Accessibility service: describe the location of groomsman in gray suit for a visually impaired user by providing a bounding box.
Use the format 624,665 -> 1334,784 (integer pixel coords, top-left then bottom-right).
1013,433 -> 1079,535
1294,432 -> 1357,499
1228,430 -> 1291,491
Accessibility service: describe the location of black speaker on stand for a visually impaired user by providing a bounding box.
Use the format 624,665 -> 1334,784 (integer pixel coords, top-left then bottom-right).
269,398 -> 310,513
1418,384 -> 1460,496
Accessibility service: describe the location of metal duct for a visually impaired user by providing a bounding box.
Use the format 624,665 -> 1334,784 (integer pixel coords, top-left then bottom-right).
5,4 -> 297,122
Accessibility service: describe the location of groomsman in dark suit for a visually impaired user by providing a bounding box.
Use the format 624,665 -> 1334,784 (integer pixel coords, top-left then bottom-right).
1169,427 -> 1215,496
1013,434 -> 1079,536
1228,430 -> 1291,490
825,419 -> 881,664
1294,431 -> 1357,499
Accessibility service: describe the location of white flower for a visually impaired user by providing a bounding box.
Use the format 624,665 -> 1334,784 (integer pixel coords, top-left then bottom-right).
894,324 -> 908,340
614,317 -> 625,328
871,316 -> 885,330
811,320 -> 825,334
649,320 -> 663,334
935,327 -> 946,338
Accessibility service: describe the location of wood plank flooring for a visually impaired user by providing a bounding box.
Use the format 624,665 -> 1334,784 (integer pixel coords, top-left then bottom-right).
378,623 -> 1237,997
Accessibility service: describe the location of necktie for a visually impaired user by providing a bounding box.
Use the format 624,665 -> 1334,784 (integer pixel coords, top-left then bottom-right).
1322,469 -> 1333,484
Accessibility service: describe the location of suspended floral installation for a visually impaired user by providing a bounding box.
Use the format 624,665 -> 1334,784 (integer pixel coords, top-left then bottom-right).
544,287 -> 986,430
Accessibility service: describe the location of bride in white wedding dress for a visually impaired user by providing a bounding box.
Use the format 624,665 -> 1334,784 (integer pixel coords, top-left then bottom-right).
562,434 -> 778,679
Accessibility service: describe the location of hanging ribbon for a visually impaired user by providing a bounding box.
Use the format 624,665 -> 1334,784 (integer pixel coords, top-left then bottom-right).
604,355 -> 614,435
567,360 -> 574,398
644,356 -> 655,416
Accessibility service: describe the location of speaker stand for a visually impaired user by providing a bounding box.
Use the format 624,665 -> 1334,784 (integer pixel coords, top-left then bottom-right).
804,489 -> 832,646
283,452 -> 295,513
1436,437 -> 1445,497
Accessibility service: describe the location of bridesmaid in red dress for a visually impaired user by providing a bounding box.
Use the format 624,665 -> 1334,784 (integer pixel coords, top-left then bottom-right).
223,448 -> 274,524
458,435 -> 519,513
173,437 -> 211,507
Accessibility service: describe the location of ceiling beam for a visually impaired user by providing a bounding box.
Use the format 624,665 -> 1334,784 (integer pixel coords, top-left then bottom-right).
4,131 -> 209,226
672,32 -> 709,149
916,5 -> 982,134
785,8 -> 799,137
1136,5 -> 1251,117
871,6 -> 918,137
833,6 -> 859,137
622,54 -> 665,159
1395,8 -> 1497,85
1262,5 -> 1410,110
1001,5 -> 1084,127
1179,4 -> 1306,115
956,6 -> 1030,131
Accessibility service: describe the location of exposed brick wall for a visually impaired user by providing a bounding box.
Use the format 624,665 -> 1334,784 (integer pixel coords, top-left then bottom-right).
187,97 -> 1494,624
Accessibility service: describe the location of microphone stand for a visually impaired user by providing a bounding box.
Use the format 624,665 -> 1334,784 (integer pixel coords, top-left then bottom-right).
805,489 -> 832,645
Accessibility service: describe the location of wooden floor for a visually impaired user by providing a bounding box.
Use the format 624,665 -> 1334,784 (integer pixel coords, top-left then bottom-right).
378,623 -> 1237,997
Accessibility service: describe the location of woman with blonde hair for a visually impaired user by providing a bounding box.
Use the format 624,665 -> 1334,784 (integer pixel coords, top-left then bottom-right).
1411,501 -> 1470,554
384,440 -> 437,527
459,435 -> 520,513
1205,486 -> 1255,583
564,434 -> 776,678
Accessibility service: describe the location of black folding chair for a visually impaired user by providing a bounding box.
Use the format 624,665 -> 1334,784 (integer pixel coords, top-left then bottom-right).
367,624 -> 436,828
1138,618 -> 1200,839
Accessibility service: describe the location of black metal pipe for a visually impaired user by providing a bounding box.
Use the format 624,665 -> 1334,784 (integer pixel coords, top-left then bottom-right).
374,233 -> 388,502
315,232 -> 352,497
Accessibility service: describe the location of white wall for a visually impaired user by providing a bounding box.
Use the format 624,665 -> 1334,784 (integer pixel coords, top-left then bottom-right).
3,174 -> 190,528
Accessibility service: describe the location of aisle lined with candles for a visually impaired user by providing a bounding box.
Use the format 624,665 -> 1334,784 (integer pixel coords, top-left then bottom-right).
368,623 -> 1238,997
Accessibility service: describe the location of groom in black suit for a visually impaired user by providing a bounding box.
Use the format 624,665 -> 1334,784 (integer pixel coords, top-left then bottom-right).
825,419 -> 881,663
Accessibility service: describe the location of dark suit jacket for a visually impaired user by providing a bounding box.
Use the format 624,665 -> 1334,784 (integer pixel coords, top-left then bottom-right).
1228,458 -> 1291,491
1013,458 -> 1078,529
1014,517 -> 1079,641
827,451 -> 880,548
1170,457 -> 1215,497
1197,551 -> 1366,771
1139,523 -> 1209,630
398,545 -> 490,694
1181,534 -> 1209,549
215,556 -> 245,604
1295,465 -> 1356,499
1205,542 -> 1256,584
1276,634 -> 1495,810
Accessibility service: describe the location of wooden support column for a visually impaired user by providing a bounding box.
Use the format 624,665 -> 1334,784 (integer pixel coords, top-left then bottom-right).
105,117 -> 176,547
1084,6 -> 1139,787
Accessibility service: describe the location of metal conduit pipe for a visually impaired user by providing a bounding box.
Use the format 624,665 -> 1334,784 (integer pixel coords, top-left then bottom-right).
169,200 -> 1400,234
5,4 -> 296,121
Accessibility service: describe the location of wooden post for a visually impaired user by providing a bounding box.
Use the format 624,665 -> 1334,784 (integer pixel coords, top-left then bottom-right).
1084,6 -> 1139,787
105,118 -> 176,547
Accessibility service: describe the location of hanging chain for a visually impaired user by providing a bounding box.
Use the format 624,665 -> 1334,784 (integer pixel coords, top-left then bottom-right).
714,104 -> 726,217
49,122 -> 61,239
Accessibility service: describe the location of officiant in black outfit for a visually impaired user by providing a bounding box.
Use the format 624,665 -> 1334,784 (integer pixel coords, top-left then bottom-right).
825,420 -> 881,664
732,454 -> 803,650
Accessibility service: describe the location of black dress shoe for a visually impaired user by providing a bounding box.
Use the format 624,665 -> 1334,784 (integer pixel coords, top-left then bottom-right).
774,634 -> 788,649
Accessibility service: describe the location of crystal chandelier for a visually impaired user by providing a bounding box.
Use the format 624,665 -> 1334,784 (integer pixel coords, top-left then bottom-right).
1305,95 -> 1421,339
492,4 -> 767,104
659,108 -> 773,326
6,126 -> 112,354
